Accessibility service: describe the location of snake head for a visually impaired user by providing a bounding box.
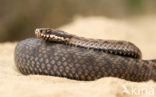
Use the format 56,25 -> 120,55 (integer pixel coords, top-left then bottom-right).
35,28 -> 72,42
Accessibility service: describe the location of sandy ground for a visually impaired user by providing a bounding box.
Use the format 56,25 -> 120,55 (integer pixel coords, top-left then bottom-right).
0,15 -> 156,97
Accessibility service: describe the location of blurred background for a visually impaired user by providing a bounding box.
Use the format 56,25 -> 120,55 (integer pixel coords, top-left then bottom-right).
0,0 -> 156,42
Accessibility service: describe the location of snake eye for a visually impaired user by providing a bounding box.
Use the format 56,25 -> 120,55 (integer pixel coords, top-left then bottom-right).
47,29 -> 51,33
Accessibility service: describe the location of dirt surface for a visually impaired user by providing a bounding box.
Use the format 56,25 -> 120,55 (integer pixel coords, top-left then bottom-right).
0,15 -> 156,97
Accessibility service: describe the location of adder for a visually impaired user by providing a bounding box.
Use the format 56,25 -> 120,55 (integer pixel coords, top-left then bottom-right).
14,28 -> 156,82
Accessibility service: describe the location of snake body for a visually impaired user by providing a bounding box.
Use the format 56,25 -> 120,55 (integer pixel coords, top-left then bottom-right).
14,28 -> 156,82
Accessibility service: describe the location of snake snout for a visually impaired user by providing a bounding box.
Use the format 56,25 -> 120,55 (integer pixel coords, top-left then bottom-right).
35,29 -> 40,34
35,29 -> 41,38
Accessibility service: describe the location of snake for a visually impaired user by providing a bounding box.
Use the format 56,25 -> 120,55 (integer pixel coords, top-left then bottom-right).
14,28 -> 156,82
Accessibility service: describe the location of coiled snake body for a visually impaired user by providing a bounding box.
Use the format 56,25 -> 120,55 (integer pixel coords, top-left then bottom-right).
14,28 -> 156,82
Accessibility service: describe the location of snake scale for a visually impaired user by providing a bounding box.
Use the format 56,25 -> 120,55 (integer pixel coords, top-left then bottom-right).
14,28 -> 156,82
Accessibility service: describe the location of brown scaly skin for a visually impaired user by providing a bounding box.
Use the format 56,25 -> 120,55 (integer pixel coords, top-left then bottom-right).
35,28 -> 142,59
15,38 -> 156,82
